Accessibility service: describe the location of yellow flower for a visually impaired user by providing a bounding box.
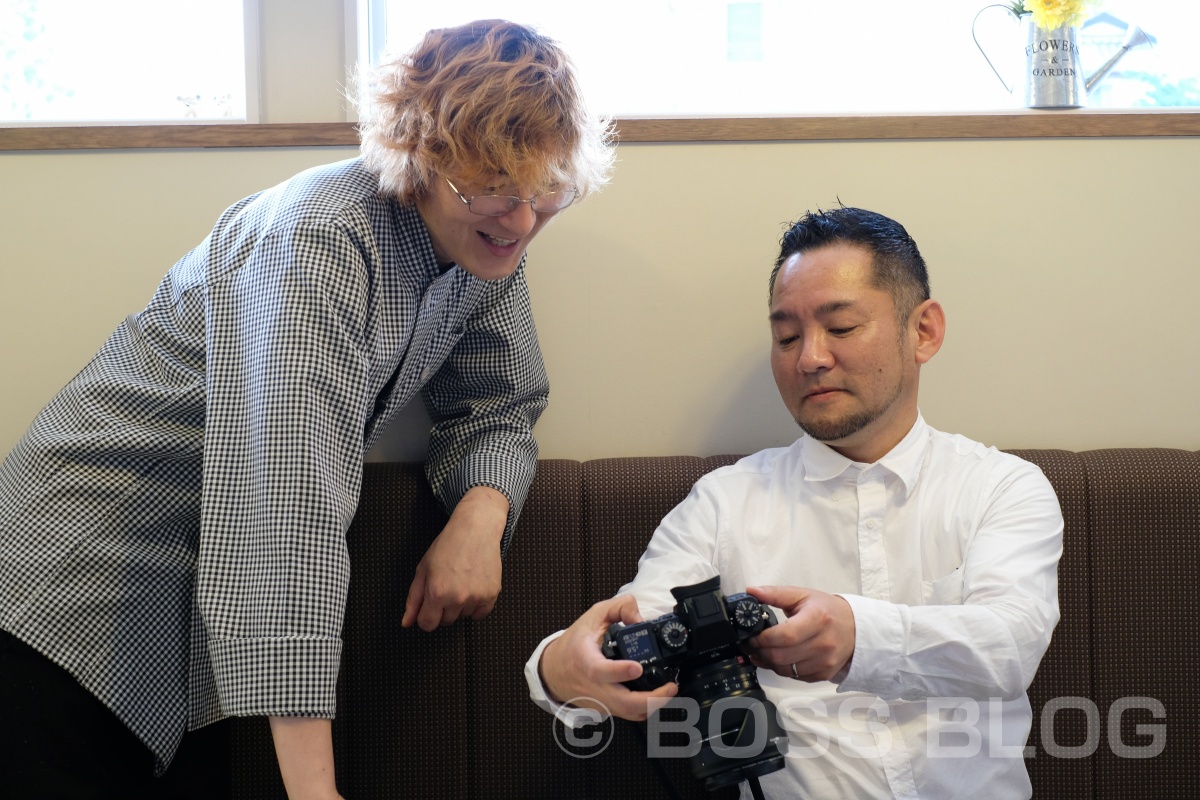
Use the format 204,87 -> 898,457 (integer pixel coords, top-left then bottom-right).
1023,0 -> 1098,30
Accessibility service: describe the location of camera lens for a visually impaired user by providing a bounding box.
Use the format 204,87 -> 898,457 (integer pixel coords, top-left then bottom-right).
676,654 -> 788,790
679,652 -> 759,701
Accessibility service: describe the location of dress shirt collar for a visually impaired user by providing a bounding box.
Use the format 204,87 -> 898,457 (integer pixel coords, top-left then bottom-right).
799,413 -> 930,498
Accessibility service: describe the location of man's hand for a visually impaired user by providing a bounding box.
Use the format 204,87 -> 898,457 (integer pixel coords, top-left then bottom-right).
402,485 -> 509,631
744,585 -> 856,682
540,595 -> 678,721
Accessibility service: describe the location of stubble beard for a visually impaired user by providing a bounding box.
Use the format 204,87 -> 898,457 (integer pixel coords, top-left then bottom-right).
795,377 -> 905,445
798,408 -> 883,443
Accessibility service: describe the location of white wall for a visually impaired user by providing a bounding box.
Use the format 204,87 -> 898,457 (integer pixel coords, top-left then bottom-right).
523,137 -> 1200,458
2,0 -> 1199,463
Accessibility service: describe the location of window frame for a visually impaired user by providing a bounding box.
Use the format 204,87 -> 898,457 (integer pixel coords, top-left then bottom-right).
0,111 -> 1197,151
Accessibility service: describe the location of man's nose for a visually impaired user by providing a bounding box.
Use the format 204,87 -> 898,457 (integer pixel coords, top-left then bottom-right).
496,201 -> 538,237
797,333 -> 834,373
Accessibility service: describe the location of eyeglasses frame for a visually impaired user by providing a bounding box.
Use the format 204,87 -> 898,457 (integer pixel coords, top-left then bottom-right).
443,177 -> 577,217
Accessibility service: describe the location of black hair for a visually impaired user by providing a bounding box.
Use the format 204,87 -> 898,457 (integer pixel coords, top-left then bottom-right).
769,206 -> 930,321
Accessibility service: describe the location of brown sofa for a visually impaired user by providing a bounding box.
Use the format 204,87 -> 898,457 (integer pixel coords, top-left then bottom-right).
230,449 -> 1200,799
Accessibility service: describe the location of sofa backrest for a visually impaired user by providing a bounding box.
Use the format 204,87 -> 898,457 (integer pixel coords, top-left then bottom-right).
981,449 -> 1198,799
231,449 -> 1200,799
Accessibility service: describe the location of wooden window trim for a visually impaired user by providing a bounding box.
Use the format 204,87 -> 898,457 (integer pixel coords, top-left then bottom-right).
1,110 -> 1198,150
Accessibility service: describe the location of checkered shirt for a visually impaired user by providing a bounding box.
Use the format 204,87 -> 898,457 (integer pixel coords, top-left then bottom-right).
0,157 -> 548,773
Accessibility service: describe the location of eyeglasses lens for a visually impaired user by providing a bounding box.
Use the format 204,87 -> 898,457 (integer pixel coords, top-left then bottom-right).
469,190 -> 577,216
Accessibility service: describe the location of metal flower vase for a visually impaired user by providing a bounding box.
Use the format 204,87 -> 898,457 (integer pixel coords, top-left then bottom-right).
1021,15 -> 1085,108
974,5 -> 1153,110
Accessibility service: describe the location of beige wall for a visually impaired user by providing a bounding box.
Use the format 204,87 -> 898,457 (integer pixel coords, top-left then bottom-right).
3,0 -> 1199,463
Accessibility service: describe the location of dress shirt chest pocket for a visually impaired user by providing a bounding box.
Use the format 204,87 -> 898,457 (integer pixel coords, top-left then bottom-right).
921,567 -> 964,606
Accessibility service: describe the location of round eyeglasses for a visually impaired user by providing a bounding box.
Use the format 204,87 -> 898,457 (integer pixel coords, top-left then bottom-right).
444,177 -> 578,217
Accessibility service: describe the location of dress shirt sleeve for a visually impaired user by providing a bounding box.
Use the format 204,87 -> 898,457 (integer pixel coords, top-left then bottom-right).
839,462 -> 1063,702
421,264 -> 549,553
617,480 -> 724,616
199,220 -> 371,720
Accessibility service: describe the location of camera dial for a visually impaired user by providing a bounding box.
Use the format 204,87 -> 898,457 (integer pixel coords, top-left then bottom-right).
660,620 -> 689,650
732,598 -> 765,630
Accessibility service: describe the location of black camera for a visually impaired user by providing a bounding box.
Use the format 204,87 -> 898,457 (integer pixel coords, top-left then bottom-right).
601,575 -> 788,791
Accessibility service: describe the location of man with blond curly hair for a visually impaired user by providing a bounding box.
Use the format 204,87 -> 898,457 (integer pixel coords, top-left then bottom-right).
0,19 -> 613,799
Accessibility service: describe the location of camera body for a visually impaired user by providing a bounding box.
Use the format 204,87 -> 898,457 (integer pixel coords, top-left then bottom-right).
601,575 -> 788,791
601,575 -> 776,691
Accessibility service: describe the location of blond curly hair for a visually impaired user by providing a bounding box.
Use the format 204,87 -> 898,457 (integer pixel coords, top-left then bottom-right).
358,19 -> 615,206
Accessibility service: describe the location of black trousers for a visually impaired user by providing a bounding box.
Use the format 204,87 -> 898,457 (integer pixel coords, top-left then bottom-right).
0,630 -> 232,799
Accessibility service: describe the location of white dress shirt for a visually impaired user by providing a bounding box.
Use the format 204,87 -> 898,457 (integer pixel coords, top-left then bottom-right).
527,415 -> 1062,799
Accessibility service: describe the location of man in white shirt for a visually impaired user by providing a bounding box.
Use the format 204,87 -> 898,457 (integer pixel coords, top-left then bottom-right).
526,207 -> 1063,799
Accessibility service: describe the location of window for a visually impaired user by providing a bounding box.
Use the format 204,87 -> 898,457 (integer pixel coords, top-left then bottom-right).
362,0 -> 1200,115
0,0 -> 255,124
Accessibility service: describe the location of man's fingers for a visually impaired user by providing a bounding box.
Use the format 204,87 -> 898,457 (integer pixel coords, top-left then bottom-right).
407,572 -> 501,631
747,585 -> 824,649
747,591 -> 856,682
420,586 -> 470,631
585,594 -> 644,628
746,584 -> 808,614
754,613 -> 822,651
468,597 -> 498,621
417,601 -> 448,632
591,655 -> 643,685
402,567 -> 427,628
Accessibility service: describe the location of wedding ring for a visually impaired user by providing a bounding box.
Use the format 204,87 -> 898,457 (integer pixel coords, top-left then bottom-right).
790,662 -> 800,680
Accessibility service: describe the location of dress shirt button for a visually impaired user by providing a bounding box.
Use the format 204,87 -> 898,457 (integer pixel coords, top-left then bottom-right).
866,519 -> 878,530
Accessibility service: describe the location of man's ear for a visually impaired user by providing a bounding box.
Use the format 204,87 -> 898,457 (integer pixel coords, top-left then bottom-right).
910,299 -> 945,365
